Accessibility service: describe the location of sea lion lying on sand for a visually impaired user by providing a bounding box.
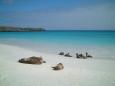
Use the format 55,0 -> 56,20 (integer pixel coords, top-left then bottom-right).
76,53 -> 87,59
86,52 -> 93,58
52,63 -> 64,70
64,53 -> 72,57
58,52 -> 64,55
18,56 -> 46,64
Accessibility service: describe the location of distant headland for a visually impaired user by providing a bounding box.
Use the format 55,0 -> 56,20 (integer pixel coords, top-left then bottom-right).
0,26 -> 45,32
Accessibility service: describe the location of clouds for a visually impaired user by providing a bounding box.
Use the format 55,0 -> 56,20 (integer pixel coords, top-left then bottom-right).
60,3 -> 115,28
8,3 -> 114,29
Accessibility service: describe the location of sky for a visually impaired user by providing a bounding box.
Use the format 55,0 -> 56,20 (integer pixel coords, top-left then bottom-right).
0,0 -> 115,30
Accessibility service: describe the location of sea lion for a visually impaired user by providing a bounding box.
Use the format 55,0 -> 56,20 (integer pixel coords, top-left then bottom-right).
18,56 -> 46,64
52,63 -> 64,70
64,53 -> 72,57
76,53 -> 86,59
86,52 -> 93,58
59,52 -> 64,55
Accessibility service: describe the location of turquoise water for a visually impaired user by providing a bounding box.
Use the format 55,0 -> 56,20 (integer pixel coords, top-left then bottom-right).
0,30 -> 115,46
0,30 -> 115,59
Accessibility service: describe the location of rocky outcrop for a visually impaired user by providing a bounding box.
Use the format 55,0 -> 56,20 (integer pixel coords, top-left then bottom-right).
0,26 -> 45,32
18,56 -> 46,64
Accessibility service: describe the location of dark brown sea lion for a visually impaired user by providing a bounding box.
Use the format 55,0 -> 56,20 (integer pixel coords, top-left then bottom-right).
18,56 -> 46,64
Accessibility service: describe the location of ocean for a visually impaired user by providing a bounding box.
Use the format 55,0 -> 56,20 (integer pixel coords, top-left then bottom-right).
0,30 -> 115,59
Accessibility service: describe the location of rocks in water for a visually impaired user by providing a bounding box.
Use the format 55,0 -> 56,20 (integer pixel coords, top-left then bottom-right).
59,52 -> 64,55
18,56 -> 46,64
64,53 -> 72,57
52,63 -> 64,70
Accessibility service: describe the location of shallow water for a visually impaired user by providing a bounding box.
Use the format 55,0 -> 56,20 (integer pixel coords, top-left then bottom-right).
0,30 -> 115,59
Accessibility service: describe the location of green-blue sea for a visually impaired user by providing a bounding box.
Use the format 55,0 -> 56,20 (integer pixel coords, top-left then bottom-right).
0,30 -> 115,59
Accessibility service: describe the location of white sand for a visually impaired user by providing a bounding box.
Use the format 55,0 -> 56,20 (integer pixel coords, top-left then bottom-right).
0,43 -> 115,86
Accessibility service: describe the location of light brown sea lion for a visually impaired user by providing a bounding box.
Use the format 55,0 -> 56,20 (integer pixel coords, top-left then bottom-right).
52,63 -> 64,70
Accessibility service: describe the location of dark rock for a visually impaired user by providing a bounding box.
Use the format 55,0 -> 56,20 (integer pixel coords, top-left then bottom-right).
0,26 -> 45,32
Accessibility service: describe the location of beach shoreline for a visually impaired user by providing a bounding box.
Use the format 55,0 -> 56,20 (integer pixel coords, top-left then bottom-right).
0,31 -> 115,60
0,43 -> 115,86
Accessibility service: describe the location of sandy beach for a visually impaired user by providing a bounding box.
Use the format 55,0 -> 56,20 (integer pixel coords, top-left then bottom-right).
0,43 -> 115,86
